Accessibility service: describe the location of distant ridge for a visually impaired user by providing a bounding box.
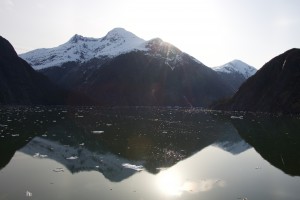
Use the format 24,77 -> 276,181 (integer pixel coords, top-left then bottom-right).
213,60 -> 257,91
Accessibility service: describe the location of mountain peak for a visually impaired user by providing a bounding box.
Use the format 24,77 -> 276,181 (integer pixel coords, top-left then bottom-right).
0,36 -> 18,59
214,60 -> 257,79
102,27 -> 144,43
68,34 -> 84,43
67,34 -> 97,44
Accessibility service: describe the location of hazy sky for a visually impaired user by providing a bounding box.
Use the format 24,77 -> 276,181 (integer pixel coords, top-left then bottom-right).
1,0 -> 299,68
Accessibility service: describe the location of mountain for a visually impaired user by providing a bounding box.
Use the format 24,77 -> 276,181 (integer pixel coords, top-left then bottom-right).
20,28 -> 146,70
20,28 -> 235,107
216,48 -> 300,113
0,36 -> 66,105
213,60 -> 257,91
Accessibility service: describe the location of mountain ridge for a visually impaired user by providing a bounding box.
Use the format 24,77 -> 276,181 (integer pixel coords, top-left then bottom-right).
19,28 -> 146,70
213,59 -> 257,79
19,28 -> 235,107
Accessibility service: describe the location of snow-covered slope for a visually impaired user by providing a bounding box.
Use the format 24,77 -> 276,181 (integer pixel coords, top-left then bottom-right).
213,60 -> 257,79
20,28 -> 203,71
19,28 -> 146,70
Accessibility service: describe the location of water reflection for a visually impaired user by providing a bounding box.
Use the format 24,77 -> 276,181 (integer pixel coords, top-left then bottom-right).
1,106 -> 300,183
231,114 -> 300,176
0,107 -> 248,180
156,169 -> 226,197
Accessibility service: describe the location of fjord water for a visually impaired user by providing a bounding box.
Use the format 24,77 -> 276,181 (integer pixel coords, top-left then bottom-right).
0,107 -> 299,200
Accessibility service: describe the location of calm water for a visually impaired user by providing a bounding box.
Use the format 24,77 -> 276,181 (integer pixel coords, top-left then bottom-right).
0,106 -> 300,200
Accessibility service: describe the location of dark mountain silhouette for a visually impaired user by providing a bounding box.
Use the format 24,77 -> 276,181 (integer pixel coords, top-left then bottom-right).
215,48 -> 300,113
0,36 -> 90,105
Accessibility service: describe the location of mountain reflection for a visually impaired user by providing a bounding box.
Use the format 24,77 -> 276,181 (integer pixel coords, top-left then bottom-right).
3,106 -> 299,182
0,106 -> 252,182
231,113 -> 300,176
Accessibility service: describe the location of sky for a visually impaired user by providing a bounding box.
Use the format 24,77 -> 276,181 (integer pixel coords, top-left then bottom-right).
1,0 -> 300,68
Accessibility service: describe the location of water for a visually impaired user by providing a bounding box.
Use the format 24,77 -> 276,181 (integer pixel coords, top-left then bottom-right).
0,106 -> 299,200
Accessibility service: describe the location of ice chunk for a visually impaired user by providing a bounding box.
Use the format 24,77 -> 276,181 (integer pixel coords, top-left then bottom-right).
33,153 -> 48,158
122,163 -> 143,171
92,131 -> 104,134
53,167 -> 64,172
66,156 -> 78,160
230,116 -> 243,119
26,190 -> 32,197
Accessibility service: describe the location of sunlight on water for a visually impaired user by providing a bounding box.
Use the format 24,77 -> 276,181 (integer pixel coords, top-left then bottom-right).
156,168 -> 226,197
156,170 -> 182,196
0,107 -> 300,200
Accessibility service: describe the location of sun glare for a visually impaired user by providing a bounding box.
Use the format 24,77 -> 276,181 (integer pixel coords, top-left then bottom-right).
156,170 -> 183,196
156,168 -> 226,197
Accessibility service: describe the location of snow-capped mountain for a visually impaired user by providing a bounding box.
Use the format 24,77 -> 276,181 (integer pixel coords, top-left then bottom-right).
213,60 -> 257,92
20,28 -> 146,70
213,60 -> 257,79
19,28 -> 235,107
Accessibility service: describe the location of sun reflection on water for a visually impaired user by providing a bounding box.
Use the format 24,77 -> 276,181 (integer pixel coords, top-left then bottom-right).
156,169 -> 226,197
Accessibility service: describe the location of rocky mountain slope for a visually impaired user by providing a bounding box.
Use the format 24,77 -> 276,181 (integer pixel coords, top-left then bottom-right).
216,48 -> 300,113
0,36 -> 91,105
0,36 -> 66,105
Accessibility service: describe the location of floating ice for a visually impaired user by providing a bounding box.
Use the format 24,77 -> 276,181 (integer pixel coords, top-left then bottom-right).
230,116 -> 243,119
92,131 -> 104,134
53,167 -> 64,172
33,153 -> 48,158
26,190 -> 32,197
66,156 -> 78,160
122,163 -> 143,171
